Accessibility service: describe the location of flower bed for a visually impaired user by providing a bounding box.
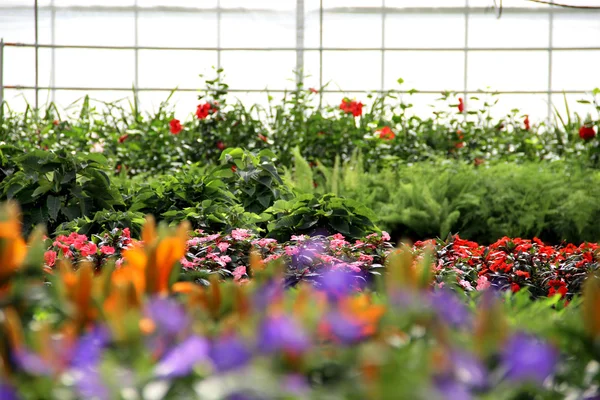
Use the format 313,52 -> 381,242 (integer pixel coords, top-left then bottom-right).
42,223 -> 599,299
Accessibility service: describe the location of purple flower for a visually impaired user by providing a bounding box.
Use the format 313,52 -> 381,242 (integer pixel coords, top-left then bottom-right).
209,334 -> 252,373
145,297 -> 188,336
450,351 -> 487,389
13,350 -> 53,376
155,335 -> 210,378
501,332 -> 558,384
325,312 -> 364,344
317,269 -> 361,300
71,326 -> 109,368
429,289 -> 471,328
0,383 -> 19,400
257,315 -> 311,354
283,374 -> 310,396
434,376 -> 472,400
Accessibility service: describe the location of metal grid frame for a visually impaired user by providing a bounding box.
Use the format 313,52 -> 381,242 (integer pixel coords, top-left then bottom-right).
1,1 -> 599,120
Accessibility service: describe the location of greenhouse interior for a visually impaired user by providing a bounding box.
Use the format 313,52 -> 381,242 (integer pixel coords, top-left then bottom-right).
1,1 -> 600,399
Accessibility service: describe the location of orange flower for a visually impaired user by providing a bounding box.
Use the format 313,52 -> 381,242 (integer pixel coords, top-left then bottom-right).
0,202 -> 27,285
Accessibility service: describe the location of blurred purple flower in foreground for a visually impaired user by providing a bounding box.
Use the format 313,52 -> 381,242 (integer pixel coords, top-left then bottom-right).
209,334 -> 252,373
434,376 -> 473,400
318,269 -> 362,300
501,332 -> 558,384
0,383 -> 18,400
145,297 -> 189,336
429,289 -> 471,328
155,335 -> 209,378
257,315 -> 311,354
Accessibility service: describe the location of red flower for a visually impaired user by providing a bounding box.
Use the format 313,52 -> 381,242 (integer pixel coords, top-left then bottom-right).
44,250 -> 57,267
100,246 -> 115,255
474,158 -> 485,167
455,142 -> 464,149
118,134 -> 129,143
548,279 -> 568,298
216,141 -> 226,151
309,88 -> 319,94
515,270 -> 530,279
523,115 -> 530,131
52,120 -> 59,126
196,103 -> 212,120
579,125 -> 596,140
458,98 -> 465,113
231,165 -> 237,173
377,126 -> 395,140
258,134 -> 268,143
510,283 -> 521,293
169,119 -> 182,135
456,130 -> 464,140
340,99 -> 363,117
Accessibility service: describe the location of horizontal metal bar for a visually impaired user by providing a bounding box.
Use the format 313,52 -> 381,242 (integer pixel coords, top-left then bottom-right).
5,43 -> 600,52
3,86 -> 592,95
0,5 -> 596,14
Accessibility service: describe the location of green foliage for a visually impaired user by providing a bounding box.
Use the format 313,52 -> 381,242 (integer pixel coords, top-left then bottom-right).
0,147 -> 124,235
290,153 -> 600,244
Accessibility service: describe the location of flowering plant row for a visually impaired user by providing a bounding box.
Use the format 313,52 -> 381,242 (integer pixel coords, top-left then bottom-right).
2,73 -> 600,176
3,201 -> 600,399
42,224 -> 599,299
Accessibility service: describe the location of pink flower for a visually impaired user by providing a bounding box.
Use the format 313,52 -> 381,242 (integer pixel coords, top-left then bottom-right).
233,266 -> 247,281
329,239 -> 347,249
217,255 -> 232,266
115,259 -> 124,268
79,243 -> 98,257
381,231 -> 391,241
217,242 -> 230,253
476,276 -> 491,291
264,254 -> 283,264
458,279 -> 473,290
44,250 -> 57,267
100,246 -> 115,255
252,238 -> 278,248
231,229 -> 251,241
123,228 -> 131,239
285,246 -> 300,256
291,235 -> 307,242
358,254 -> 374,264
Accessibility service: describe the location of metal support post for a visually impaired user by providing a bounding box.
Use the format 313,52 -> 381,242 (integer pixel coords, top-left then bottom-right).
296,0 -> 305,86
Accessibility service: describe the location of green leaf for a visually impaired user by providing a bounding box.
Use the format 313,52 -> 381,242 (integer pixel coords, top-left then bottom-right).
47,195 -> 61,221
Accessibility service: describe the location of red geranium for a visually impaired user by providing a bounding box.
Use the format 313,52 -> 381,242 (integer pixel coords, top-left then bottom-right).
579,125 -> 596,140
523,115 -> 530,131
196,103 -> 213,120
118,134 -> 129,143
458,98 -> 465,113
169,119 -> 182,135
377,126 -> 395,140
340,99 -> 363,117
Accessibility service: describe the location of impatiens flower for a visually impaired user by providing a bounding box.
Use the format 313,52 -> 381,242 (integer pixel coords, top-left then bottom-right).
209,334 -> 252,372
79,243 -> 98,257
233,266 -> 247,282
258,134 -> 268,142
196,103 -> 212,120
44,250 -> 57,267
100,246 -> 115,255
458,97 -> 465,113
501,332 -> 558,384
548,279 -> 568,298
257,315 -> 311,354
169,119 -> 182,135
376,126 -> 395,140
231,228 -> 251,241
155,335 -> 210,378
340,99 -> 363,117
524,115 -> 530,131
118,134 -> 128,143
309,88 -> 319,94
90,142 -> 104,153
476,276 -> 491,291
510,282 -> 520,293
579,125 -> 596,140
216,141 -> 226,151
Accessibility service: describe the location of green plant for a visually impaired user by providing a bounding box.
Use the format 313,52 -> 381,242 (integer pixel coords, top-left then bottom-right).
0,148 -> 124,235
